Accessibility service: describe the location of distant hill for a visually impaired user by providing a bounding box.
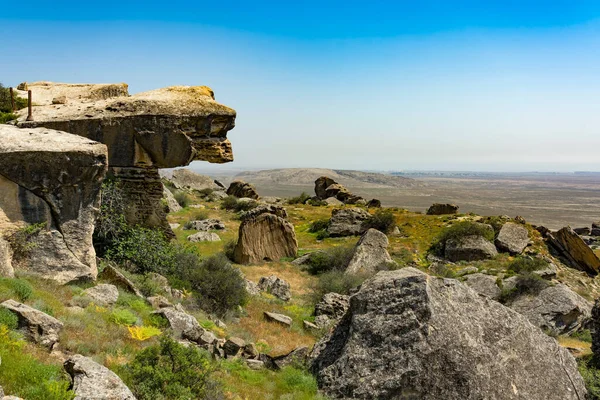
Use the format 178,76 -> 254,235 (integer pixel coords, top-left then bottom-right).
234,168 -> 421,189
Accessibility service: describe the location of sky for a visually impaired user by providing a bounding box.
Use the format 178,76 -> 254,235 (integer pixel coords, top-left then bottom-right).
1,1 -> 600,172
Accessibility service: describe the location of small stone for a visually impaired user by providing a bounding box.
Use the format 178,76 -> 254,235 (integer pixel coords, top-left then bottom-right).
223,337 -> 246,358
246,359 -> 265,369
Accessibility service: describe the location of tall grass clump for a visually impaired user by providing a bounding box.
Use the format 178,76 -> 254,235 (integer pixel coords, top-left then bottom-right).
362,209 -> 396,234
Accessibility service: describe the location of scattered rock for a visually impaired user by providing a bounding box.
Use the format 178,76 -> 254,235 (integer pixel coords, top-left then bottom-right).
258,275 -> 291,301
463,273 -> 501,300
272,346 -> 309,370
1,299 -> 63,348
146,296 -> 172,309
548,227 -> 600,275
227,180 -> 259,199
162,184 -> 182,213
154,305 -> 200,339
98,264 -> 144,297
223,337 -> 246,358
187,232 -> 221,242
314,176 -> 337,199
310,268 -> 587,399
445,235 -> 498,262
244,279 -> 261,296
323,197 -> 344,206
182,326 -> 216,347
495,222 -> 530,254
243,343 -> 259,359
327,207 -> 370,237
508,284 -> 592,335
574,227 -> 591,235
233,208 -> 297,264
366,199 -> 381,208
264,311 -> 292,327
455,266 -> 479,276
533,262 -> 558,279
246,359 -> 265,370
64,354 -> 135,400
169,168 -> 221,191
169,224 -> 180,231
291,252 -> 322,266
345,229 -> 396,275
82,284 -> 119,307
0,238 -> 13,278
51,95 -> 67,105
303,320 -> 319,330
186,219 -> 225,231
426,203 -> 459,215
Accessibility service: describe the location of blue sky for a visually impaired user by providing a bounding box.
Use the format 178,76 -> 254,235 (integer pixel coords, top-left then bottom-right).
2,1 -> 600,171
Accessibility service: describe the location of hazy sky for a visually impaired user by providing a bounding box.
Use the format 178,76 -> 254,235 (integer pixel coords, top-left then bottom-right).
2,1 -> 600,172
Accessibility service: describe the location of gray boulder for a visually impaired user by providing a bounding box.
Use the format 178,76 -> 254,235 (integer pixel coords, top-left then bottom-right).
310,268 -> 586,399
324,197 -> 344,206
345,228 -> 396,275
426,203 -> 458,215
327,208 -> 370,237
264,311 -> 292,327
162,184 -> 182,213
495,222 -> 529,254
592,222 -> 600,236
508,284 -> 592,335
154,305 -> 200,339
227,180 -> 259,199
445,235 -> 498,262
272,346 -> 309,370
315,176 -> 337,199
98,264 -> 143,297
82,284 -> 119,307
258,275 -> 291,301
1,299 -> 63,348
186,219 -> 225,231
244,279 -> 261,296
187,232 -> 221,242
463,273 -> 501,300
314,293 -> 350,328
64,354 -> 136,400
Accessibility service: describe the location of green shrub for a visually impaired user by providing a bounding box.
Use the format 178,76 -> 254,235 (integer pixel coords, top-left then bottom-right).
0,278 -> 34,302
174,191 -> 190,208
197,188 -> 214,197
363,209 -> 396,234
430,221 -> 495,255
288,192 -> 311,205
5,222 -> 46,261
181,254 -> 247,317
110,308 -> 138,326
307,198 -> 327,207
122,335 -> 221,400
309,219 -> 330,233
579,355 -> 600,399
223,240 -> 237,262
136,274 -> 162,297
220,196 -> 258,212
0,84 -> 28,113
94,179 -> 128,256
507,257 -> 548,274
0,308 -> 18,329
312,270 -> 365,302
305,246 -> 355,275
0,112 -> 17,124
499,273 -> 551,303
572,329 -> 593,343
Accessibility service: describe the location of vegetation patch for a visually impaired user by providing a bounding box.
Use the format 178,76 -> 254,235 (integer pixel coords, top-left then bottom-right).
304,245 -> 354,275
429,221 -> 495,255
363,209 -> 396,234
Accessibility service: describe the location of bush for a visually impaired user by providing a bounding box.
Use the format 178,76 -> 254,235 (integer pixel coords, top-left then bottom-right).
123,335 -> 222,400
0,84 -> 28,113
309,219 -> 330,233
0,112 -> 17,124
94,179 -> 128,256
0,278 -> 34,302
307,198 -> 327,207
305,246 -> 355,275
430,221 -> 495,255
572,329 -> 593,343
0,308 -> 18,329
220,196 -> 258,212
499,273 -> 551,303
363,209 -> 396,234
579,355 -> 600,399
181,254 -> 247,317
110,309 -> 138,326
6,222 -> 46,261
197,188 -> 214,197
174,191 -> 190,208
312,270 -> 365,302
507,257 -> 548,274
288,192 -> 311,205
223,240 -> 237,262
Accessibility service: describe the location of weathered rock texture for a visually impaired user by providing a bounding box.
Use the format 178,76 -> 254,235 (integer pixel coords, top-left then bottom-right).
169,168 -> 221,191
311,268 -> 586,400
314,293 -> 350,328
227,180 -> 259,199
1,299 -> 63,348
548,227 -> 600,275
16,82 -> 236,235
327,208 -> 370,237
82,284 -> 119,307
162,184 -> 182,213
345,228 -> 396,275
233,206 -> 297,264
463,273 -> 501,300
64,354 -> 136,400
314,176 -> 364,204
592,298 -> 600,357
495,222 -> 530,254
426,203 -> 459,215
445,235 -> 498,262
0,125 -> 107,283
258,275 -> 291,301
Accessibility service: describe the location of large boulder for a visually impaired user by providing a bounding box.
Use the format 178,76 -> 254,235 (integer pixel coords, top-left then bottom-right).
258,275 -> 291,301
64,354 -> 136,400
426,203 -> 459,215
463,273 -> 501,300
1,300 -> 63,348
495,222 -> 530,254
169,168 -> 221,191
310,268 -> 587,399
445,235 -> 498,262
162,184 -> 182,213
314,293 -> 350,328
0,125 -> 107,284
153,305 -> 201,339
327,208 -> 370,237
508,284 -> 592,335
227,180 -> 259,199
16,82 -> 236,237
314,176 -> 337,199
233,207 -> 297,264
82,284 -> 119,307
548,227 -> 600,275
345,228 -> 396,275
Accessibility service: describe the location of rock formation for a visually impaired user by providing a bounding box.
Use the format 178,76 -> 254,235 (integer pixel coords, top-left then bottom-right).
187,232 -> 221,242
186,219 -> 225,231
327,208 -> 370,237
258,275 -> 292,301
314,293 -> 350,328
15,82 -> 236,236
227,180 -> 259,199
314,176 -> 365,205
495,222 -> 529,254
162,185 -> 182,213
1,299 -> 63,348
426,203 -> 459,215
310,268 -> 587,399
64,354 -> 136,400
0,125 -> 107,283
445,235 -> 498,262
233,206 -> 297,264
82,284 -> 119,307
345,228 -> 396,275
547,227 -> 600,275
169,168 -> 222,191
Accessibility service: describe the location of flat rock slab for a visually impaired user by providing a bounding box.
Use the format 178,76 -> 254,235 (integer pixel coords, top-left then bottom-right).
264,311 -> 292,327
1,299 -> 63,348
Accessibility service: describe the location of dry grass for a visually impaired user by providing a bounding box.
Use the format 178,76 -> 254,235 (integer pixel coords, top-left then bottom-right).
558,336 -> 592,358
240,262 -> 316,297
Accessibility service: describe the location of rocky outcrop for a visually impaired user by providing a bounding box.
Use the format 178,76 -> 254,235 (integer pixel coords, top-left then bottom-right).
592,299 -> 600,357
463,273 -> 501,300
366,199 -> 381,208
162,184 -> 182,213
187,232 -> 221,242
495,222 -> 529,254
154,305 -> 201,339
327,208 -> 370,237
345,229 -> 396,275
227,180 -> 259,199
233,206 -> 297,264
314,177 -> 337,199
82,284 -> 119,307
169,168 -> 221,191
310,268 -> 587,399
0,125 -> 107,283
314,293 -> 350,328
64,354 -> 136,400
272,347 -> 309,370
445,235 -> 498,262
186,219 -> 225,231
16,82 -> 236,236
426,203 -> 459,215
508,284 -> 592,335
314,176 -> 365,204
258,275 -> 291,301
1,299 -> 63,348
98,264 -> 143,297
548,227 -> 600,275
323,197 -> 343,206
